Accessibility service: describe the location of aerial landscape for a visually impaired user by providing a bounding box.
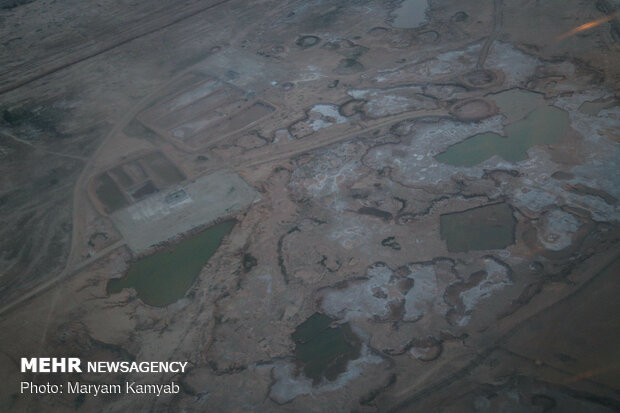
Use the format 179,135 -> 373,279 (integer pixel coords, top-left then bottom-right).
0,0 -> 619,411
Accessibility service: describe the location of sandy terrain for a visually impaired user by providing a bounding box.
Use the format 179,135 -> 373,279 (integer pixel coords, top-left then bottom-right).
0,0 -> 619,411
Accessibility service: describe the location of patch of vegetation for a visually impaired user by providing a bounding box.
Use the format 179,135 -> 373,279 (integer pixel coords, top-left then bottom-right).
242,253 -> 258,272
381,236 -> 401,250
0,0 -> 35,10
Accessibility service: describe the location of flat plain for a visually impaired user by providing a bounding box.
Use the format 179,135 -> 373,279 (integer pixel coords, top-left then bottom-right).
0,0 -> 619,411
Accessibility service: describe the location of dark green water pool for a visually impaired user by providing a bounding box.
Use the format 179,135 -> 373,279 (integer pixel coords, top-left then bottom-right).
440,203 -> 515,252
436,105 -> 569,167
107,220 -> 235,306
292,313 -> 361,384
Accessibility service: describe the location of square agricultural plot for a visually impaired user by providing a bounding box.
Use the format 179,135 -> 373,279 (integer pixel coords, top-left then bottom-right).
90,151 -> 185,215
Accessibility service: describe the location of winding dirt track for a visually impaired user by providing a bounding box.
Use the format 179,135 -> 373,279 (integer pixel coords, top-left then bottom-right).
477,0 -> 503,68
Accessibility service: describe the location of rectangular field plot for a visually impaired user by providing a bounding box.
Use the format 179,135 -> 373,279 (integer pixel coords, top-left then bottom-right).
93,173 -> 130,214
183,101 -> 275,149
89,151 -> 185,215
136,74 -> 276,150
142,152 -> 185,186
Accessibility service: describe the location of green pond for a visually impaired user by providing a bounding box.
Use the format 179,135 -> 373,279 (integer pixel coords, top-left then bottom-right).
391,0 -> 429,28
107,220 -> 235,306
578,100 -> 617,116
436,105 -> 569,167
489,88 -> 546,123
440,203 -> 515,252
292,313 -> 361,384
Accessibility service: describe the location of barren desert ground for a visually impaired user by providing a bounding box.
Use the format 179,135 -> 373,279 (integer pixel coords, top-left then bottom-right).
0,0 -> 619,411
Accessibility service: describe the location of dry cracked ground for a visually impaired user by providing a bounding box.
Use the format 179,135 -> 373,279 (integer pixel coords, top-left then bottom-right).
0,0 -> 619,412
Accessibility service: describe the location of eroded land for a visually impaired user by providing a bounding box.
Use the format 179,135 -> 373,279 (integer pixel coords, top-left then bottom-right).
1,0 -> 619,411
